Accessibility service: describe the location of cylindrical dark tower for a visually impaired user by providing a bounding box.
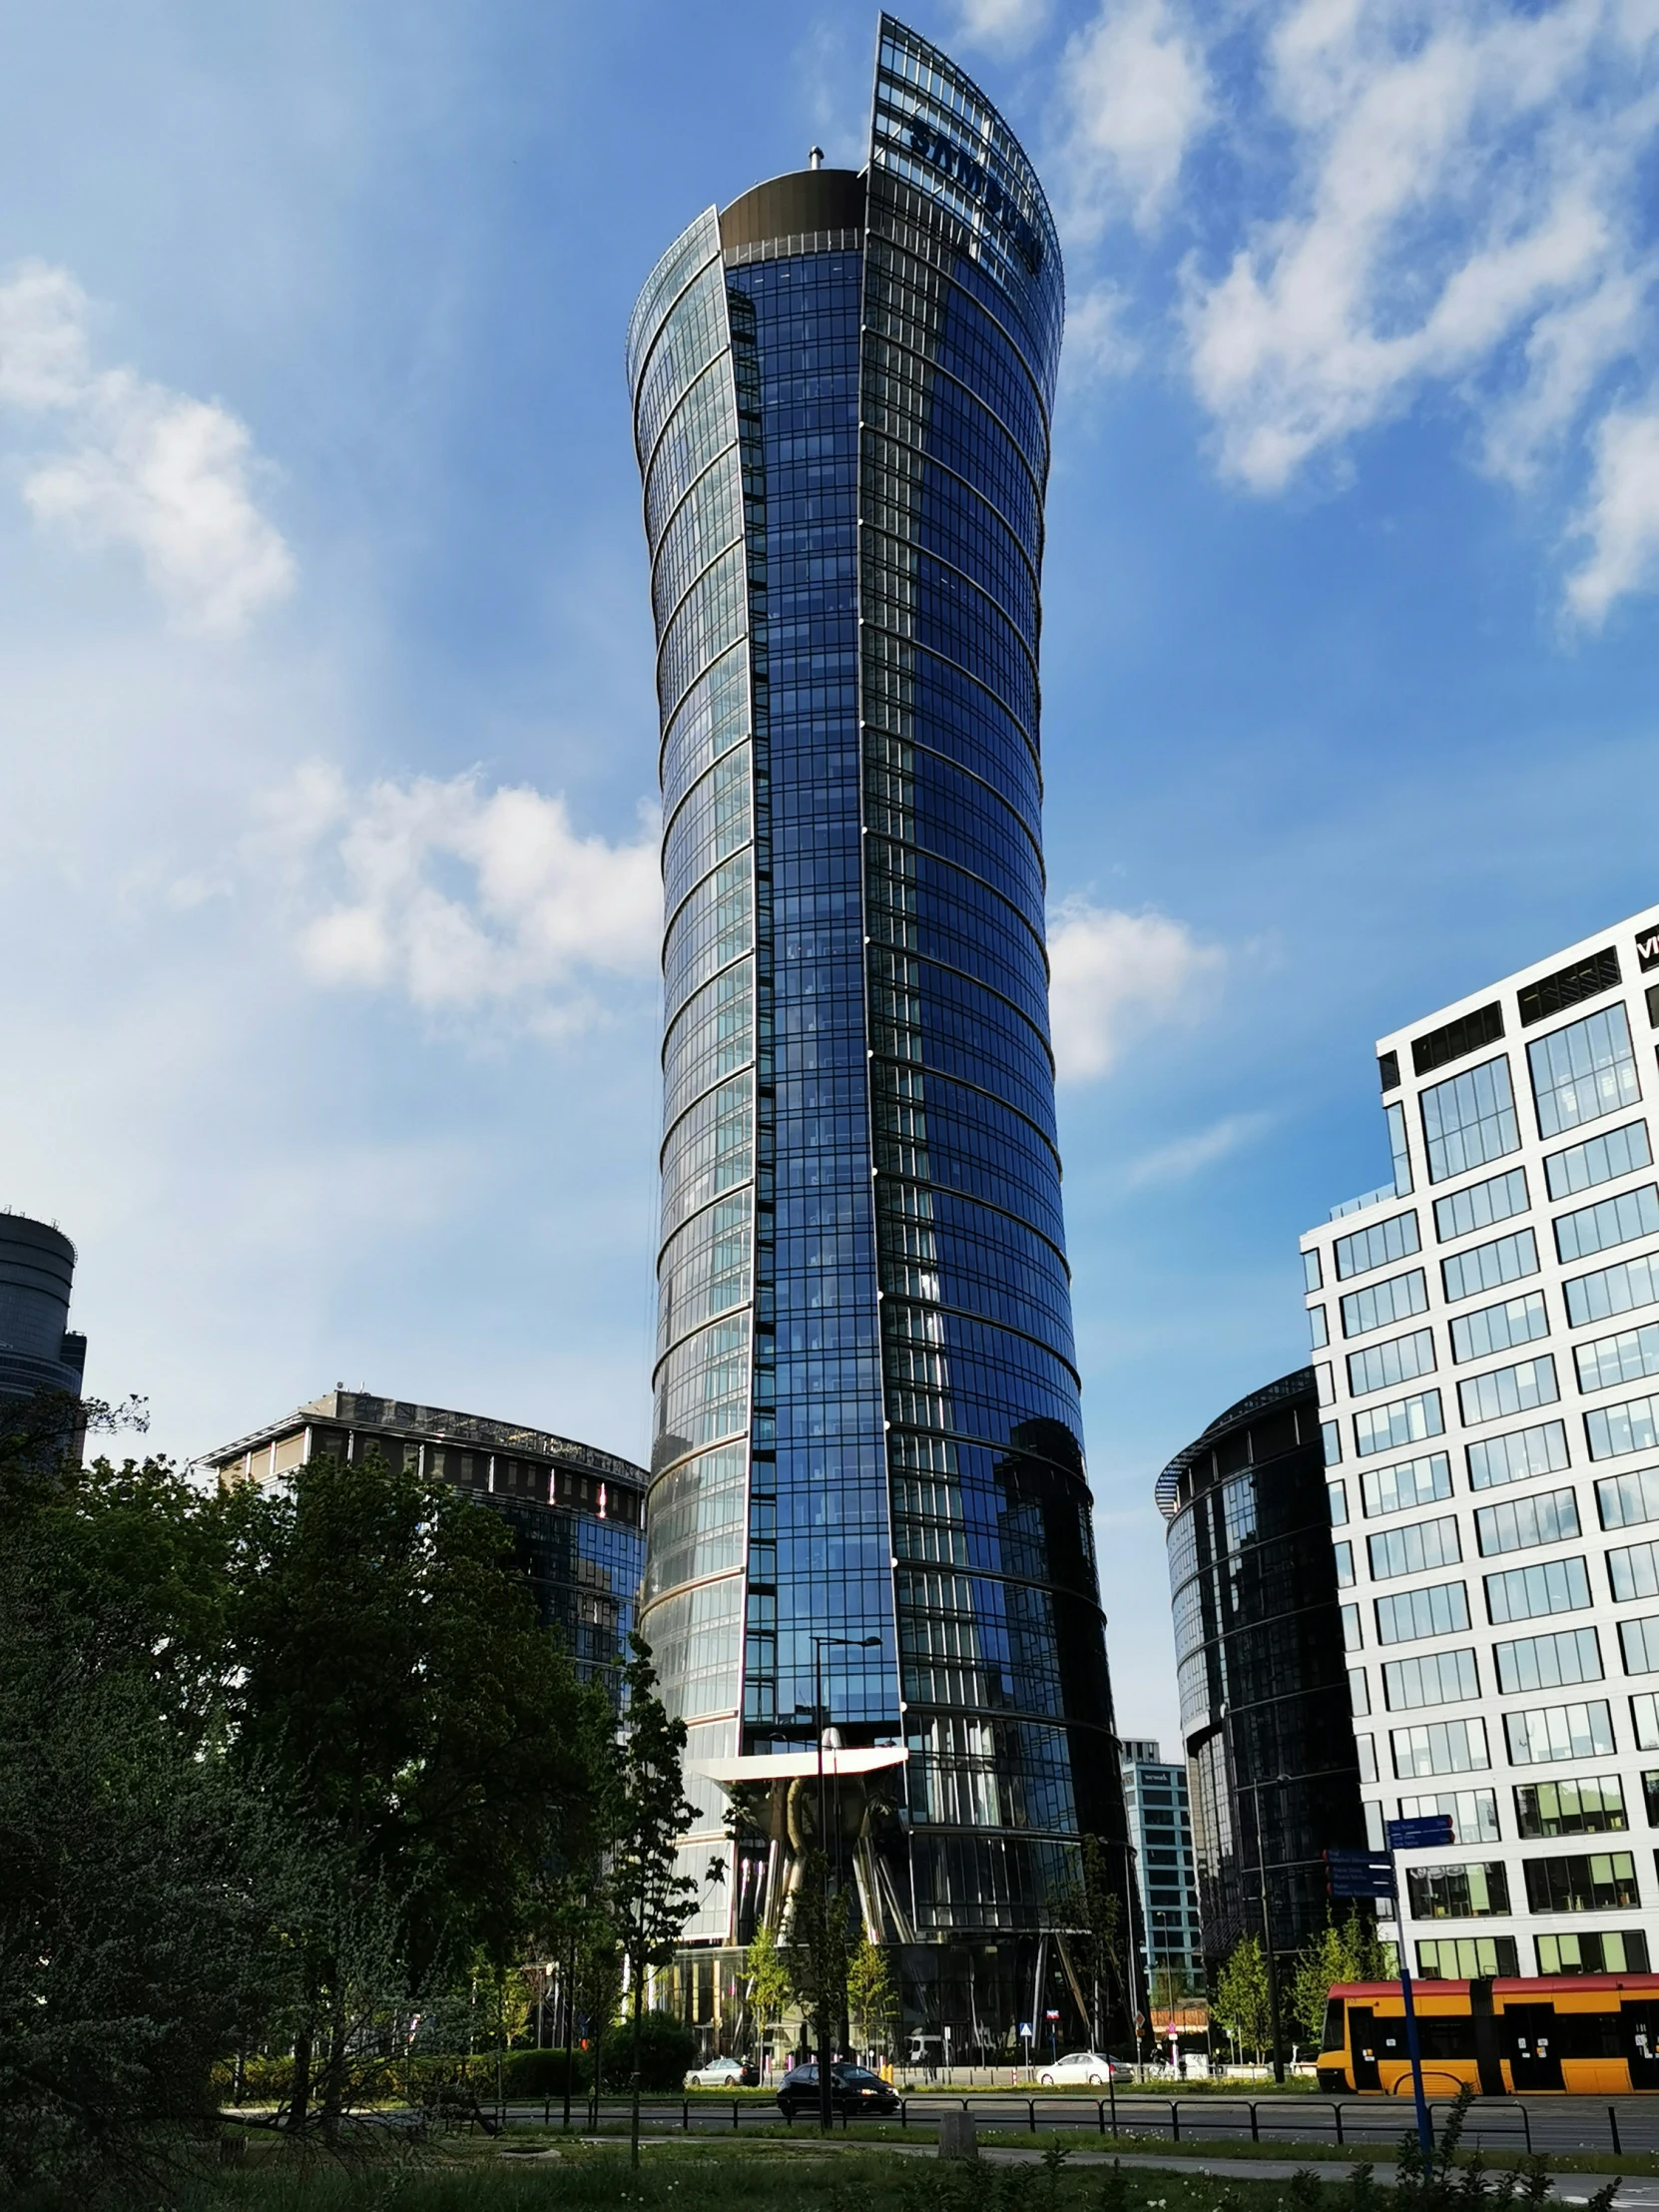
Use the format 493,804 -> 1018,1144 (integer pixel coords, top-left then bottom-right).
0,1213 -> 87,1410
629,14 -> 1131,2052
1158,1370 -> 1369,2001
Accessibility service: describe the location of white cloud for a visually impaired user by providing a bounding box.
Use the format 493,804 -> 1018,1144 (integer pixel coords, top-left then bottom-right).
1047,901 -> 1222,1082
1564,400 -> 1659,624
0,261 -> 91,408
0,259 -> 291,635
262,763 -> 660,1032
954,0 -> 1050,49
1124,1111 -> 1271,1188
1181,2 -> 1659,501
1062,282 -> 1139,384
1057,0 -> 1212,237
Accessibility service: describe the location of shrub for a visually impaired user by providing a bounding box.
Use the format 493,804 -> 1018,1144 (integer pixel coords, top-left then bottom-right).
601,2010 -> 698,2090
211,2041 -> 595,2109
498,2046 -> 590,2097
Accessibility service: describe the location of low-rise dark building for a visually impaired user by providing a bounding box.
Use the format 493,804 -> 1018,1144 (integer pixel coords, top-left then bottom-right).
1157,1369 -> 1367,2001
202,1389 -> 646,1695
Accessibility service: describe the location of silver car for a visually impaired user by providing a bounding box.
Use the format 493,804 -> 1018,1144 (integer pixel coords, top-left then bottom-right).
1037,2050 -> 1127,2086
685,2055 -> 748,2088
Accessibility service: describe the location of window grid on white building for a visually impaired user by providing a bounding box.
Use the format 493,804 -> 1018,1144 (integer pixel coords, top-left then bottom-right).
1302,909 -> 1659,1980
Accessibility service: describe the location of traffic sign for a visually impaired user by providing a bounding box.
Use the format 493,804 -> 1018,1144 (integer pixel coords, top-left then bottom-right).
1325,1848 -> 1395,1900
1328,1870 -> 1394,1898
1324,1838 -> 1435,2165
1386,1815 -> 1455,1851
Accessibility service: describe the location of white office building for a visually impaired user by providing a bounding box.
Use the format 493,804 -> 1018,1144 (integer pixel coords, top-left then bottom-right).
1302,905 -> 1659,1982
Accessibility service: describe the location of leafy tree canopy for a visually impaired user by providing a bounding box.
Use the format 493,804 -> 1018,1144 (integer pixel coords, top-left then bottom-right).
846,1937 -> 898,2055
0,1422 -> 621,2197
1213,1935 -> 1273,2062
227,1448 -> 615,1987
1289,1909 -> 1394,2044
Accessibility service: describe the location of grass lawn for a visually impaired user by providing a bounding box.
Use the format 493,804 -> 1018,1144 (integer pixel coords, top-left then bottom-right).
171,2136 -> 1329,2212
157,2121 -> 1659,2210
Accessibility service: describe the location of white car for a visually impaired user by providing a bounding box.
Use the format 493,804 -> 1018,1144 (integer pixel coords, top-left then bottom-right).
1037,2051 -> 1128,2087
685,2055 -> 748,2088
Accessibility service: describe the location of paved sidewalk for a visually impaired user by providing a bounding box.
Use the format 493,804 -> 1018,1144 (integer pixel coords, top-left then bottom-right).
979,2147 -> 1635,2203
559,2132 -> 1637,2201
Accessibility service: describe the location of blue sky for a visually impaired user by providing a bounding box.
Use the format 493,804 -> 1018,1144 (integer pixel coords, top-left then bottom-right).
4,0 -> 1659,1752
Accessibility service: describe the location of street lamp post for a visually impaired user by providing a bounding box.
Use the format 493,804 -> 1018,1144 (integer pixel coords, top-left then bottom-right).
1120,1837 -> 1147,2072
806,1632 -> 880,2136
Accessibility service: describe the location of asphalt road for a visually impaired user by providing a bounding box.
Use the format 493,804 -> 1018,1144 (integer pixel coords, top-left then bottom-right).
487,2092 -> 1659,2157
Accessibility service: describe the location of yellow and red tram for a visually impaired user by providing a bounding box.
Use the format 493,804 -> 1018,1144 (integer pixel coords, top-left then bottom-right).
1317,1976 -> 1659,2095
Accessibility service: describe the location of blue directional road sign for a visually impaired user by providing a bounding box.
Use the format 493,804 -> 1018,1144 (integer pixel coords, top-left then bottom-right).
1325,1848 -> 1395,1900
1386,1815 -> 1455,1851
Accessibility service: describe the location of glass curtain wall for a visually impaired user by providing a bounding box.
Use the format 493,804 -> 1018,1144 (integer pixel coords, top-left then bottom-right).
629,205 -> 756,1937
1159,1372 -> 1369,1989
630,12 -> 1130,2034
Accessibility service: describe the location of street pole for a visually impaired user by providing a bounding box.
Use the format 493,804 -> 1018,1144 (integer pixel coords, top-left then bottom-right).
816,1636 -> 831,2138
1390,1842 -> 1433,2165
561,1926 -> 576,2132
1121,1838 -> 1145,2071
1327,1816 -> 1446,2164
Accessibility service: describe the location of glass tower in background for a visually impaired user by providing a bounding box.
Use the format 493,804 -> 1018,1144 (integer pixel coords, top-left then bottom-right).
628,15 -> 1130,2046
1158,1371 -> 1368,2002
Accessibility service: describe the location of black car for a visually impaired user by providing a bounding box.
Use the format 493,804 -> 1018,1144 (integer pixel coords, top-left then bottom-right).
777,2061 -> 899,2119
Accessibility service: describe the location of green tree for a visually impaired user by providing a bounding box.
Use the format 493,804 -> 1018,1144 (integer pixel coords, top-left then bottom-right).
1214,1935 -> 1273,2063
226,1448 -> 613,2127
1052,1832 -> 1130,2049
744,1921 -> 792,2061
612,1634 -> 699,2166
0,1421 -> 277,2201
787,1849 -> 854,2127
536,1874 -> 619,2128
1290,1908 -> 1394,2045
846,1936 -> 898,2058
578,1914 -> 623,2126
0,1411 -> 618,2179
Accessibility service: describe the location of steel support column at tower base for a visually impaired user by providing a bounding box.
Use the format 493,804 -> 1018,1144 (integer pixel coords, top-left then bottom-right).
664,1936 -> 1108,2064
628,12 -> 1133,2026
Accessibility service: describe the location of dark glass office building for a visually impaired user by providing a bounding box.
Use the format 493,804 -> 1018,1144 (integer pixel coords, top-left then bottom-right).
1158,1371 -> 1368,1989
0,1214 -> 86,1406
630,16 -> 1130,2046
203,1390 -> 645,1699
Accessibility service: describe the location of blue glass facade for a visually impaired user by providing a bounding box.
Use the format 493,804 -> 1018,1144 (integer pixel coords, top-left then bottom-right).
630,16 -> 1130,2035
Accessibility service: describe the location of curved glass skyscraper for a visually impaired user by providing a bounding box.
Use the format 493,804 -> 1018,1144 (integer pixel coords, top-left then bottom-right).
629,15 -> 1130,2048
